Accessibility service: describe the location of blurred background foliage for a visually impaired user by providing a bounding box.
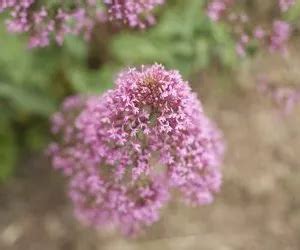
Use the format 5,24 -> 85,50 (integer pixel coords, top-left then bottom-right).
112,0 -> 237,75
4,0 -> 300,182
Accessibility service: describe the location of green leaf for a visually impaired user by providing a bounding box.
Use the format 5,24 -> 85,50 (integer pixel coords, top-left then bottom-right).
194,39 -> 210,69
66,65 -> 115,94
0,82 -> 56,116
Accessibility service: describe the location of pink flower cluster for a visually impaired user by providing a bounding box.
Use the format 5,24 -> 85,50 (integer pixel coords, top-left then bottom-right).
0,0 -> 164,48
279,0 -> 296,12
0,0 -> 103,48
257,76 -> 300,115
269,20 -> 291,53
207,0 -> 233,21
48,64 -> 224,235
206,0 -> 295,56
104,0 -> 164,28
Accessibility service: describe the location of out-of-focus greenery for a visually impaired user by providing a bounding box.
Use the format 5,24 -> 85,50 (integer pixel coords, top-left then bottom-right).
0,0 -> 236,182
0,25 -> 115,181
285,0 -> 300,33
112,0 -> 236,76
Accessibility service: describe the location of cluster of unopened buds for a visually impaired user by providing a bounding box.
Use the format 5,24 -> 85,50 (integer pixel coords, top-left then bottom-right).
48,64 -> 225,236
207,0 -> 295,56
257,75 -> 300,115
0,0 -> 164,48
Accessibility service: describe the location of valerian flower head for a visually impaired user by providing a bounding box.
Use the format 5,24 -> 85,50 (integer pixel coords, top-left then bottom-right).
0,0 -> 164,47
257,75 -> 300,115
207,0 -> 233,21
206,0 -> 294,56
104,0 -> 164,28
279,0 -> 295,12
269,20 -> 291,53
49,64 -> 225,236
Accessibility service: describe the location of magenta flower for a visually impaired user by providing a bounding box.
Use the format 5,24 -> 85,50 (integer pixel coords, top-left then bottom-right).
206,1 -> 294,57
257,76 -> 300,115
279,0 -> 295,12
253,26 -> 266,40
269,20 -> 291,53
0,0 -> 164,47
207,0 -> 233,21
49,64 -> 224,236
104,0 -> 164,28
0,0 -> 101,48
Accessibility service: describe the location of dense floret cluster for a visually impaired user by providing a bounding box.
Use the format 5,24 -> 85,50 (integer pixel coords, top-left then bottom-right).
104,0 -> 164,28
0,0 -> 164,47
206,0 -> 295,56
48,64 -> 224,235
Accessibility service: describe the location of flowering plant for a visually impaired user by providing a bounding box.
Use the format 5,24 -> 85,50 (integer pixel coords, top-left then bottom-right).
0,0 -> 164,47
206,0 -> 295,56
48,64 -> 224,235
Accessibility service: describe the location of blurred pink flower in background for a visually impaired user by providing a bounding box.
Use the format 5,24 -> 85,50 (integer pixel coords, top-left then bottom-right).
269,20 -> 291,54
257,75 -> 300,115
0,0 -> 164,47
104,0 -> 164,28
279,0 -> 295,12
